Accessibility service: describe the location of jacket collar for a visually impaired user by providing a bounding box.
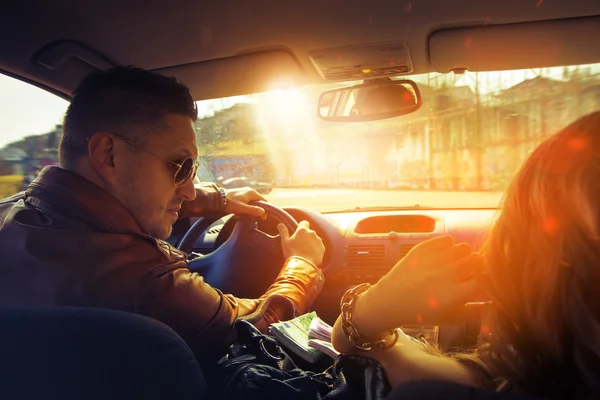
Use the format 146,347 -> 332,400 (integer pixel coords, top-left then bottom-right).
27,166 -> 143,235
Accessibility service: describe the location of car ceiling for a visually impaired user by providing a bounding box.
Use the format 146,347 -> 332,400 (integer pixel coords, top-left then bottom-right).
1,0 -> 599,100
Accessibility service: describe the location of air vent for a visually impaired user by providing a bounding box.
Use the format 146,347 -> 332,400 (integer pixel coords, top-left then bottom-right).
207,227 -> 221,235
347,245 -> 385,268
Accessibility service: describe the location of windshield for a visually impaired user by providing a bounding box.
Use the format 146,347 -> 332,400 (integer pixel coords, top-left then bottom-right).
1,64 -> 599,212
196,63 -> 600,212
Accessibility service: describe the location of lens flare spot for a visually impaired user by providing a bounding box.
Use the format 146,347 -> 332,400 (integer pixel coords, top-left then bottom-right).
416,313 -> 423,324
465,37 -> 473,48
428,294 -> 439,309
567,137 -> 587,151
543,217 -> 558,234
536,0 -> 543,7
405,2 -> 412,13
480,324 -> 491,335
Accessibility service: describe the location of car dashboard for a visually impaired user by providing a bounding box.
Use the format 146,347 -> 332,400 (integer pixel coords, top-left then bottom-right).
179,207 -> 498,350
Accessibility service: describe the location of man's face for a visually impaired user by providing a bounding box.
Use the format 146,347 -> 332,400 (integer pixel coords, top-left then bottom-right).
113,114 -> 198,239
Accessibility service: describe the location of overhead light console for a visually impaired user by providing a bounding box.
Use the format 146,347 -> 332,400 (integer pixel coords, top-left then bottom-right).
308,41 -> 414,81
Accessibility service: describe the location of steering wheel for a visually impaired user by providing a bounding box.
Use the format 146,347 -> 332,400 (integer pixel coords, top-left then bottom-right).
177,201 -> 299,299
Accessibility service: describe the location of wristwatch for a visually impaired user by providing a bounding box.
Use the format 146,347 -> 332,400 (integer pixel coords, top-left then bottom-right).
216,186 -> 228,212
205,182 -> 228,212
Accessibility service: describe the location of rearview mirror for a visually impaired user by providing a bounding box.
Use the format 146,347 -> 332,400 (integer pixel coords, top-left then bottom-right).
318,79 -> 422,122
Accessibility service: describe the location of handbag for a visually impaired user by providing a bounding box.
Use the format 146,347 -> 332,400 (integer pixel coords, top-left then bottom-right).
208,318 -> 391,400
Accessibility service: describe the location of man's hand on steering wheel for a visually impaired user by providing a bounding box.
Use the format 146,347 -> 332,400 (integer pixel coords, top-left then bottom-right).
278,221 -> 325,268
224,187 -> 268,219
181,192 -> 326,298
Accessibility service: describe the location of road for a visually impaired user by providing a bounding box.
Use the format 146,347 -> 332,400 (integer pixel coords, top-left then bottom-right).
265,188 -> 503,211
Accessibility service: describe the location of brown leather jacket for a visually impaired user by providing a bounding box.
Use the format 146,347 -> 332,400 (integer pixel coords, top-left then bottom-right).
0,167 -> 324,360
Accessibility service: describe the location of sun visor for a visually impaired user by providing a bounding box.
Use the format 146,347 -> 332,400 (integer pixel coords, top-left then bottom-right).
153,50 -> 305,101
429,16 -> 600,73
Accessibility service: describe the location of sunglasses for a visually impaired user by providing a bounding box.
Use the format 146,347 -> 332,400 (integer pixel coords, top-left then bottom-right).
94,133 -> 199,186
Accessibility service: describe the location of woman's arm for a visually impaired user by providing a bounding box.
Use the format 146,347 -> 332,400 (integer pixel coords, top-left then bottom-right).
378,341 -> 485,388
334,236 -> 484,342
332,315 -> 485,388
330,236 -> 489,389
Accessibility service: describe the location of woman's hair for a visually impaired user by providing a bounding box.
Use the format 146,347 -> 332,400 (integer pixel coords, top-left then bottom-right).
479,111 -> 600,399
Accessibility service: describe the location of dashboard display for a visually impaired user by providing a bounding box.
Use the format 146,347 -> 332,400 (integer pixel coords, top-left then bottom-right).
354,215 -> 436,234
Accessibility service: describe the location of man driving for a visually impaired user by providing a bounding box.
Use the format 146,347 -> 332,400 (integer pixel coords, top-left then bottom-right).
0,66 -> 325,361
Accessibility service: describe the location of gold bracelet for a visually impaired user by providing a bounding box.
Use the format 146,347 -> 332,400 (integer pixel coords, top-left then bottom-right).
340,283 -> 400,351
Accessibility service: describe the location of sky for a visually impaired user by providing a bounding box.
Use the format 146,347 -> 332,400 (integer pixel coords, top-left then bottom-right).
0,74 -> 69,148
0,73 -> 247,150
0,69 -> 520,150
1,64 -> 596,149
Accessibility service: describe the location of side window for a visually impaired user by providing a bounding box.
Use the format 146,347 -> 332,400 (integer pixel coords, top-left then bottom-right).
0,74 -> 68,198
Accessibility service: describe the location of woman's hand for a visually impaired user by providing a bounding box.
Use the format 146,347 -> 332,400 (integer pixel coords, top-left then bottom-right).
332,235 -> 484,354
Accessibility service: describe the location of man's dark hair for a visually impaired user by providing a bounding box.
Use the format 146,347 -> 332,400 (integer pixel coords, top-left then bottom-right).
59,66 -> 198,169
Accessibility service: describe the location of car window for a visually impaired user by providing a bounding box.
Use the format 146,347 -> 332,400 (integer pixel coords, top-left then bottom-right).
0,74 -> 68,197
2,65 -> 600,212
196,63 -> 600,211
